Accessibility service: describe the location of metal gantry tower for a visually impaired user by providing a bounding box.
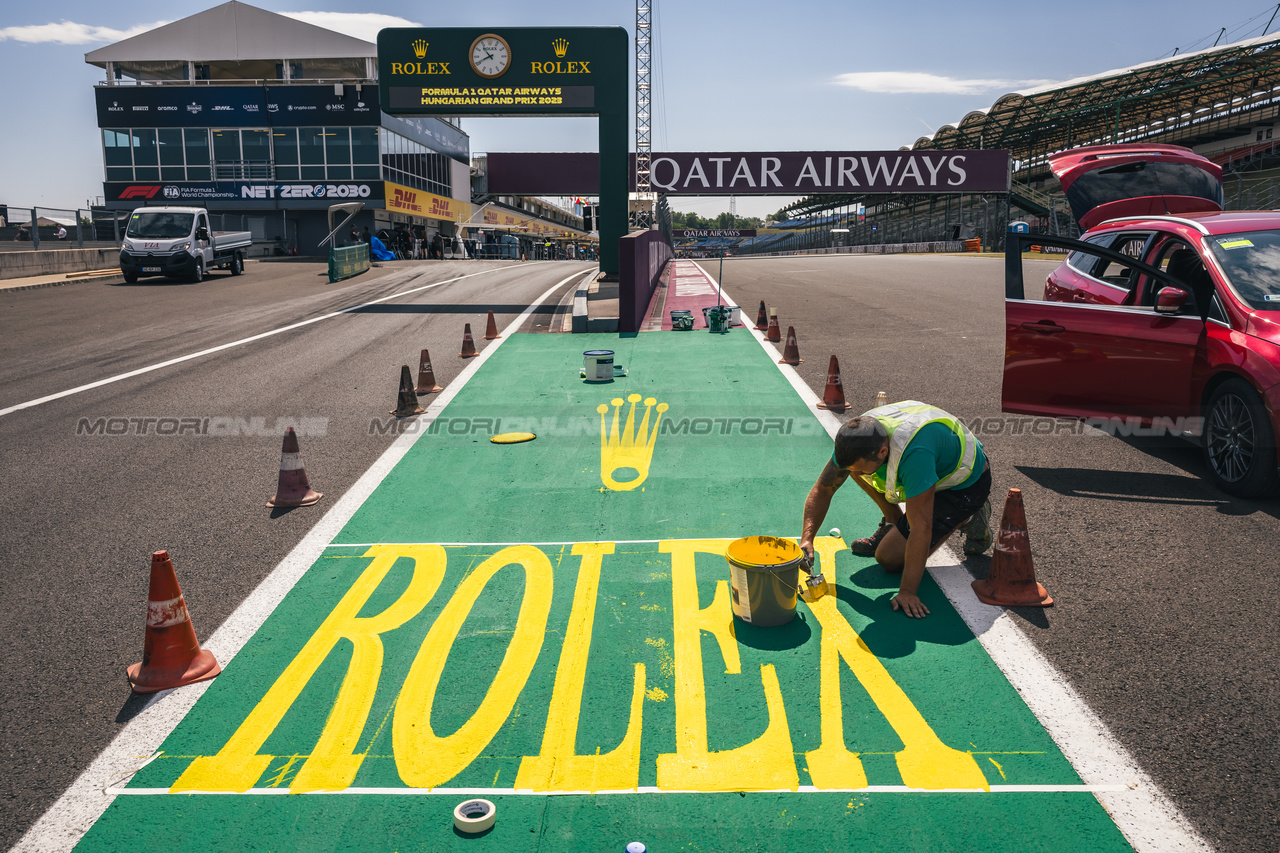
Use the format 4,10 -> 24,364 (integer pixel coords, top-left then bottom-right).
633,0 -> 654,228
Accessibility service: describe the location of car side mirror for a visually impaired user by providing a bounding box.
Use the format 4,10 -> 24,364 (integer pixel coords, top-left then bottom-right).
1155,286 -> 1188,314
195,227 -> 209,241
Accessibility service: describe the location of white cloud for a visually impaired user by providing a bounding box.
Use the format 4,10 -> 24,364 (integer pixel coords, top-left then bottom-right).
833,71 -> 1055,95
0,11 -> 419,47
281,12 -> 422,44
0,20 -> 170,45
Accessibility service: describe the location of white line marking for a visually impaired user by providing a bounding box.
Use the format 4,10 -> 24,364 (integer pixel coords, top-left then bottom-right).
697,261 -> 1214,853
106,783 -> 1135,797
0,265 -> 583,419
10,267 -> 595,853
928,562 -> 1213,853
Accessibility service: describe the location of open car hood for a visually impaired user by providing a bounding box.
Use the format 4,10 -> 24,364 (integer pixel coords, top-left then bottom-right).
1050,144 -> 1223,230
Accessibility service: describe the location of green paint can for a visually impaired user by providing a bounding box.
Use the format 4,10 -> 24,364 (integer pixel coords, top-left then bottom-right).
725,536 -> 803,626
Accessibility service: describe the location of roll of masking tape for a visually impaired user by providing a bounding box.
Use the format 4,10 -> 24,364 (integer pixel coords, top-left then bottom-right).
453,799 -> 497,833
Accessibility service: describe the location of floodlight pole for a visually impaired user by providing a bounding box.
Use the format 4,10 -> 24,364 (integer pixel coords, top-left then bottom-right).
633,0 -> 653,229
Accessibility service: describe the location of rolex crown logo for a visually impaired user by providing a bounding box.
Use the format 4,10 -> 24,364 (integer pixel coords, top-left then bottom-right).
412,39 -> 428,58
597,394 -> 667,492
552,38 -> 570,58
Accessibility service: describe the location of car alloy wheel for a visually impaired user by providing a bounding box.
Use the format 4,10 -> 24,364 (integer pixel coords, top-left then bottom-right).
1207,393 -> 1253,482
1203,378 -> 1279,497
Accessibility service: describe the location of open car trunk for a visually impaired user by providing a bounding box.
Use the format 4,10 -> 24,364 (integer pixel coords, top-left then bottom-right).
1051,143 -> 1223,230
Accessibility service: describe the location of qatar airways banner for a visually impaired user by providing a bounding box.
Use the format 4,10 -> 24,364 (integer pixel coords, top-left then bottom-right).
485,150 -> 1010,195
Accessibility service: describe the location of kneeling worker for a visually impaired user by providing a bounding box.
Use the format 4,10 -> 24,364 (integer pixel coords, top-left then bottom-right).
799,401 -> 993,619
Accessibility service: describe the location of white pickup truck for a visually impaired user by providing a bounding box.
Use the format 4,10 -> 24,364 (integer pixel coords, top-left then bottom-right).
119,207 -> 252,283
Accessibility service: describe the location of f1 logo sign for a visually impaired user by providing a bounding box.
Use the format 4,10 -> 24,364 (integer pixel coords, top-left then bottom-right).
119,185 -> 162,199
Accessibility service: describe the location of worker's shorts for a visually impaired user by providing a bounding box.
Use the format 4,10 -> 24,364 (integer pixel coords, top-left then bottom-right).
893,466 -> 991,549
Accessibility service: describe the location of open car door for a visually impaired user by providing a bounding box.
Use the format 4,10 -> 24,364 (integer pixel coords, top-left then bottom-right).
1003,235 -> 1206,424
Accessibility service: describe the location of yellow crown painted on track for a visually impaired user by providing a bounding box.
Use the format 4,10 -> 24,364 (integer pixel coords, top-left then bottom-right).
597,394 -> 667,492
412,40 -> 428,58
552,38 -> 570,58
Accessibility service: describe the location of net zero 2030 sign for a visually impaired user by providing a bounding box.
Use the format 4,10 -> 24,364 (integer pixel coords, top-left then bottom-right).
378,27 -> 628,275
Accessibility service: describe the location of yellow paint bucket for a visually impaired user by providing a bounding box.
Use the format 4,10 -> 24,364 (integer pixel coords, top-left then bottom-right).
724,536 -> 803,626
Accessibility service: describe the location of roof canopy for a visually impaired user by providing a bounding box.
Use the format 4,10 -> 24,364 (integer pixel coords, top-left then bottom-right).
912,32 -> 1280,177
84,1 -> 374,67
786,31 -> 1280,217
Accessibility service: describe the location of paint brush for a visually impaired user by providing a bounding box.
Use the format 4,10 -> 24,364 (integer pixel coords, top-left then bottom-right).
799,554 -> 829,602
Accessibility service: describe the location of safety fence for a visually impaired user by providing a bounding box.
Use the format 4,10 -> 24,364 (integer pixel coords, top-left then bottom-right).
718,241 -> 966,259
329,242 -> 370,283
0,205 -> 122,249
619,228 -> 674,333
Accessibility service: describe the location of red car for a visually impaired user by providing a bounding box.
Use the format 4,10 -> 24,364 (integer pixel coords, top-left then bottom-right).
1003,143 -> 1280,496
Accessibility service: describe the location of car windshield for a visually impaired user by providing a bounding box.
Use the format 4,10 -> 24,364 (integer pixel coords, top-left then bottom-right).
1206,229 -> 1280,311
126,212 -> 194,239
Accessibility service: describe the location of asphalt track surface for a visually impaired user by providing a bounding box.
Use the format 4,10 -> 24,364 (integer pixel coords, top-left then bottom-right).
0,258 -> 593,850
2,252 -> 1275,852
711,252 -> 1280,853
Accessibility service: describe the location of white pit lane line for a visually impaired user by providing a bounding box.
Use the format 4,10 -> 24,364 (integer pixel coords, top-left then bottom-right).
0,264 -> 589,420
107,784 -> 1133,797
11,268 -> 596,853
692,260 -> 1213,853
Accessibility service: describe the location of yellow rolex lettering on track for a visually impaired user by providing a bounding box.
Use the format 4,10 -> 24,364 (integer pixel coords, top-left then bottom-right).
168,539 -> 995,795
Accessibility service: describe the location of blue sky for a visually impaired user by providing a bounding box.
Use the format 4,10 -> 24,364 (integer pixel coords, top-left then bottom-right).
2,0 -> 1279,219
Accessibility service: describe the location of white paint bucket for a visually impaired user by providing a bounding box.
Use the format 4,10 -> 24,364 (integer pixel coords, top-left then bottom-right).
583,349 -> 615,382
729,305 -> 742,326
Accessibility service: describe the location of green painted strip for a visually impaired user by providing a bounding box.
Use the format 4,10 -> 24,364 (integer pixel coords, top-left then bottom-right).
79,792 -> 1131,852
75,331 -> 1133,852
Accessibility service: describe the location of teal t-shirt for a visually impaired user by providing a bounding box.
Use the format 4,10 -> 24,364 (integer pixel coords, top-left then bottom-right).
872,422 -> 986,499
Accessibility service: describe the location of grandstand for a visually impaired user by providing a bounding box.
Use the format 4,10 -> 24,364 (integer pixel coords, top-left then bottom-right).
740,31 -> 1280,254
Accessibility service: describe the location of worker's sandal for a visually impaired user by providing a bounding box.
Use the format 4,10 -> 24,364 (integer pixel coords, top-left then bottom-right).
961,500 -> 993,555
849,518 -> 893,557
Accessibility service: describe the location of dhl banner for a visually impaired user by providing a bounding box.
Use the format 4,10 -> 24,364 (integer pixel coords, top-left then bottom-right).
482,207 -> 583,238
384,181 -> 471,222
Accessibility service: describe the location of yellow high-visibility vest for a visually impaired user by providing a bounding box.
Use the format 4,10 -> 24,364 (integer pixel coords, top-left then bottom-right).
859,401 -> 979,504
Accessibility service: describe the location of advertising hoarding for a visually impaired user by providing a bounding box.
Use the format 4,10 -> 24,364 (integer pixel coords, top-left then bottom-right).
95,85 -> 381,128
105,181 -> 385,204
384,180 -> 470,221
672,229 -> 758,238
486,151 -> 1012,195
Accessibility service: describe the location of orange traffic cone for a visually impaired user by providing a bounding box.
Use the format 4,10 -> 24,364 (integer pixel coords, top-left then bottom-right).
816,355 -> 849,411
971,489 -> 1053,607
267,427 -> 323,507
779,326 -> 803,365
415,348 -> 442,394
390,364 -> 426,418
460,323 -> 478,358
126,551 -> 221,694
754,301 -> 768,330
484,310 -> 501,340
766,309 -> 781,342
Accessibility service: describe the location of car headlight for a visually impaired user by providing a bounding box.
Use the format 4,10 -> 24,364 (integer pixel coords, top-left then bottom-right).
172,241 -> 191,252
122,239 -> 134,251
